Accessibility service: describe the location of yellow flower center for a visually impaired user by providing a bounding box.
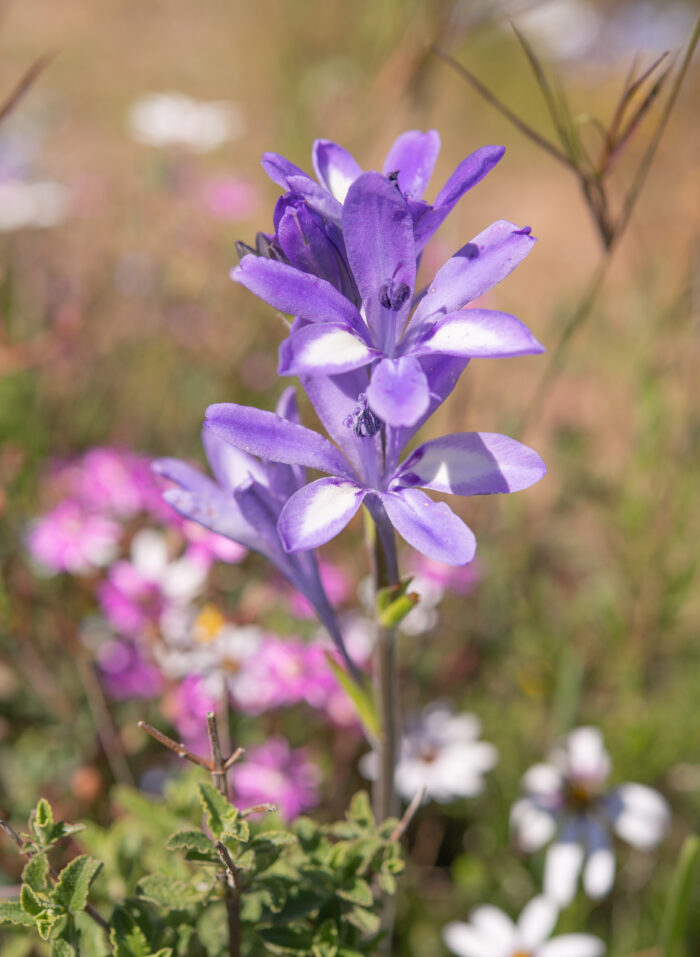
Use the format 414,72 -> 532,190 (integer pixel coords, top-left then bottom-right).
194,604 -> 226,644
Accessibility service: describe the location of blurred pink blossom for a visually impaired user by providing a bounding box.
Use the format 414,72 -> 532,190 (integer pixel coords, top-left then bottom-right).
26,500 -> 121,574
201,176 -> 259,220
288,560 -> 350,619
96,639 -> 163,699
232,737 -> 320,821
167,675 -> 218,755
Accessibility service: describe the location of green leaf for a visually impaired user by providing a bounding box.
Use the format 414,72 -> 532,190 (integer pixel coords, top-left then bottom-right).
149,950 -> 173,957
377,577 -> 419,628
660,834 -> 700,957
22,854 -> 50,893
258,876 -> 287,913
345,905 -> 380,935
0,900 -> 34,926
166,829 -> 215,855
197,782 -> 237,839
324,653 -> 379,740
48,822 -> 86,845
136,874 -> 207,909
20,883 -> 47,918
348,791 -> 374,829
50,939 -> 76,957
258,926 -> 315,953
337,877 -> 373,908
30,798 -> 54,845
51,855 -> 102,914
252,830 -> 298,847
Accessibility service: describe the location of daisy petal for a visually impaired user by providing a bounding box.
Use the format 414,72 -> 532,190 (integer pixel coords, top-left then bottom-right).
518,895 -> 559,950
442,922 -> 493,957
610,783 -> 670,849
583,822 -> 615,899
539,934 -> 606,957
544,840 -> 584,906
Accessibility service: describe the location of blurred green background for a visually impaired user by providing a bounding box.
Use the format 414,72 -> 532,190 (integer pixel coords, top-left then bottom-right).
1,1 -> 699,954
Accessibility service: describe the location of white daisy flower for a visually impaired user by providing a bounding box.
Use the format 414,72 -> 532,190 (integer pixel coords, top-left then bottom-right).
127,92 -> 244,153
511,726 -> 670,905
444,895 -> 605,957
360,703 -> 497,803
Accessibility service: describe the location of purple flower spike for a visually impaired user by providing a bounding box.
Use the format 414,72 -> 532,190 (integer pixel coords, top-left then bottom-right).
204,401 -> 546,567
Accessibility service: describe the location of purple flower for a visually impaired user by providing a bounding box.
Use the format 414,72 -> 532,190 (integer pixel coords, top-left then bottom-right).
96,639 -> 163,700
232,736 -> 320,821
260,129 -> 504,253
233,171 -> 542,428
153,388 -> 353,667
204,401 -> 545,566
26,500 -> 121,575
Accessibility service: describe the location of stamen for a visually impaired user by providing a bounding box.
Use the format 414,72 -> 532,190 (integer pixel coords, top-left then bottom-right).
343,393 -> 382,438
379,278 -> 410,311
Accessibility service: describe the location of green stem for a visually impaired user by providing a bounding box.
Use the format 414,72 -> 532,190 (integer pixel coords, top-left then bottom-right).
369,510 -> 401,822
206,713 -> 240,957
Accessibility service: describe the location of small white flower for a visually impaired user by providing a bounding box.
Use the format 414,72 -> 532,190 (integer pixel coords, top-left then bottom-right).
0,180 -> 70,231
127,92 -> 244,153
511,726 -> 670,905
360,703 -> 497,803
444,895 -> 605,957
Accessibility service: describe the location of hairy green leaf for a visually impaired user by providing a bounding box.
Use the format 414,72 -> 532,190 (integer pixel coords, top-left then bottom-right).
337,877 -> 373,908
136,874 -> 207,909
197,782 -> 237,839
0,900 -> 34,926
51,855 -> 102,914
22,854 -> 50,893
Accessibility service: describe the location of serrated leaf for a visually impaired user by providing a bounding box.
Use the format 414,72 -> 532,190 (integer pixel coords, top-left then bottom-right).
377,871 -> 396,895
258,876 -> 287,913
148,950 -> 173,957
253,830 -> 297,847
233,847 -> 255,870
49,822 -> 86,844
50,939 -> 76,957
345,905 -> 380,935
52,855 -> 102,914
37,915 -> 59,940
348,792 -> 374,829
0,900 -> 34,926
109,905 -> 154,957
258,926 -> 315,953
166,830 -> 214,855
22,854 -> 50,893
136,874 -> 206,909
197,782 -> 237,839
324,653 -> 379,739
337,877 -> 373,908
34,799 -> 53,831
20,883 -> 47,918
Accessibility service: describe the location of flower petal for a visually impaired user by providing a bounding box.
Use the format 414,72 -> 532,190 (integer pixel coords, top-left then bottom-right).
523,762 -> 564,796
201,427 -> 268,490
563,727 -> 611,781
411,308 -> 544,359
312,139 -> 363,202
610,783 -> 670,849
396,432 -> 546,495
583,821 -> 615,899
517,895 -> 559,950
544,839 -> 584,906
204,403 -> 355,479
539,935 -> 606,957
411,220 -> 536,327
366,356 -> 431,427
382,129 -> 441,200
379,488 -> 476,565
510,798 -> 557,852
278,477 -> 366,551
300,368 -> 374,476
442,922 -> 493,957
279,323 -> 378,376
413,145 -> 505,251
261,151 -> 309,189
469,906 -> 517,949
343,171 -> 416,345
232,255 -> 364,333
161,485 -> 261,556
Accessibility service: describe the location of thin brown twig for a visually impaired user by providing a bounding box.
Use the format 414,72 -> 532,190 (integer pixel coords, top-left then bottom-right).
240,803 -> 277,818
138,721 -> 214,769
389,788 -> 426,842
206,713 -> 240,957
223,747 -> 245,772
0,51 -> 55,125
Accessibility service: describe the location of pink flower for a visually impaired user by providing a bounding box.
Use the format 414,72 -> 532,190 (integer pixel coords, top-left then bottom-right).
232,737 -> 320,821
98,529 -> 206,638
181,520 -> 247,567
252,637 -> 335,710
166,675 -> 218,755
288,560 -> 350,619
410,554 -> 482,594
201,176 -> 259,220
26,500 -> 121,574
96,639 -> 163,699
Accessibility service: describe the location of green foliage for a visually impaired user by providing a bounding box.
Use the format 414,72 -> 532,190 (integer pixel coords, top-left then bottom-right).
660,835 -> 700,957
1,779 -> 402,956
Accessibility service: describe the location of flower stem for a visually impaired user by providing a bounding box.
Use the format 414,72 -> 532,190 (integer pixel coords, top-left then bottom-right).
369,509 -> 401,822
